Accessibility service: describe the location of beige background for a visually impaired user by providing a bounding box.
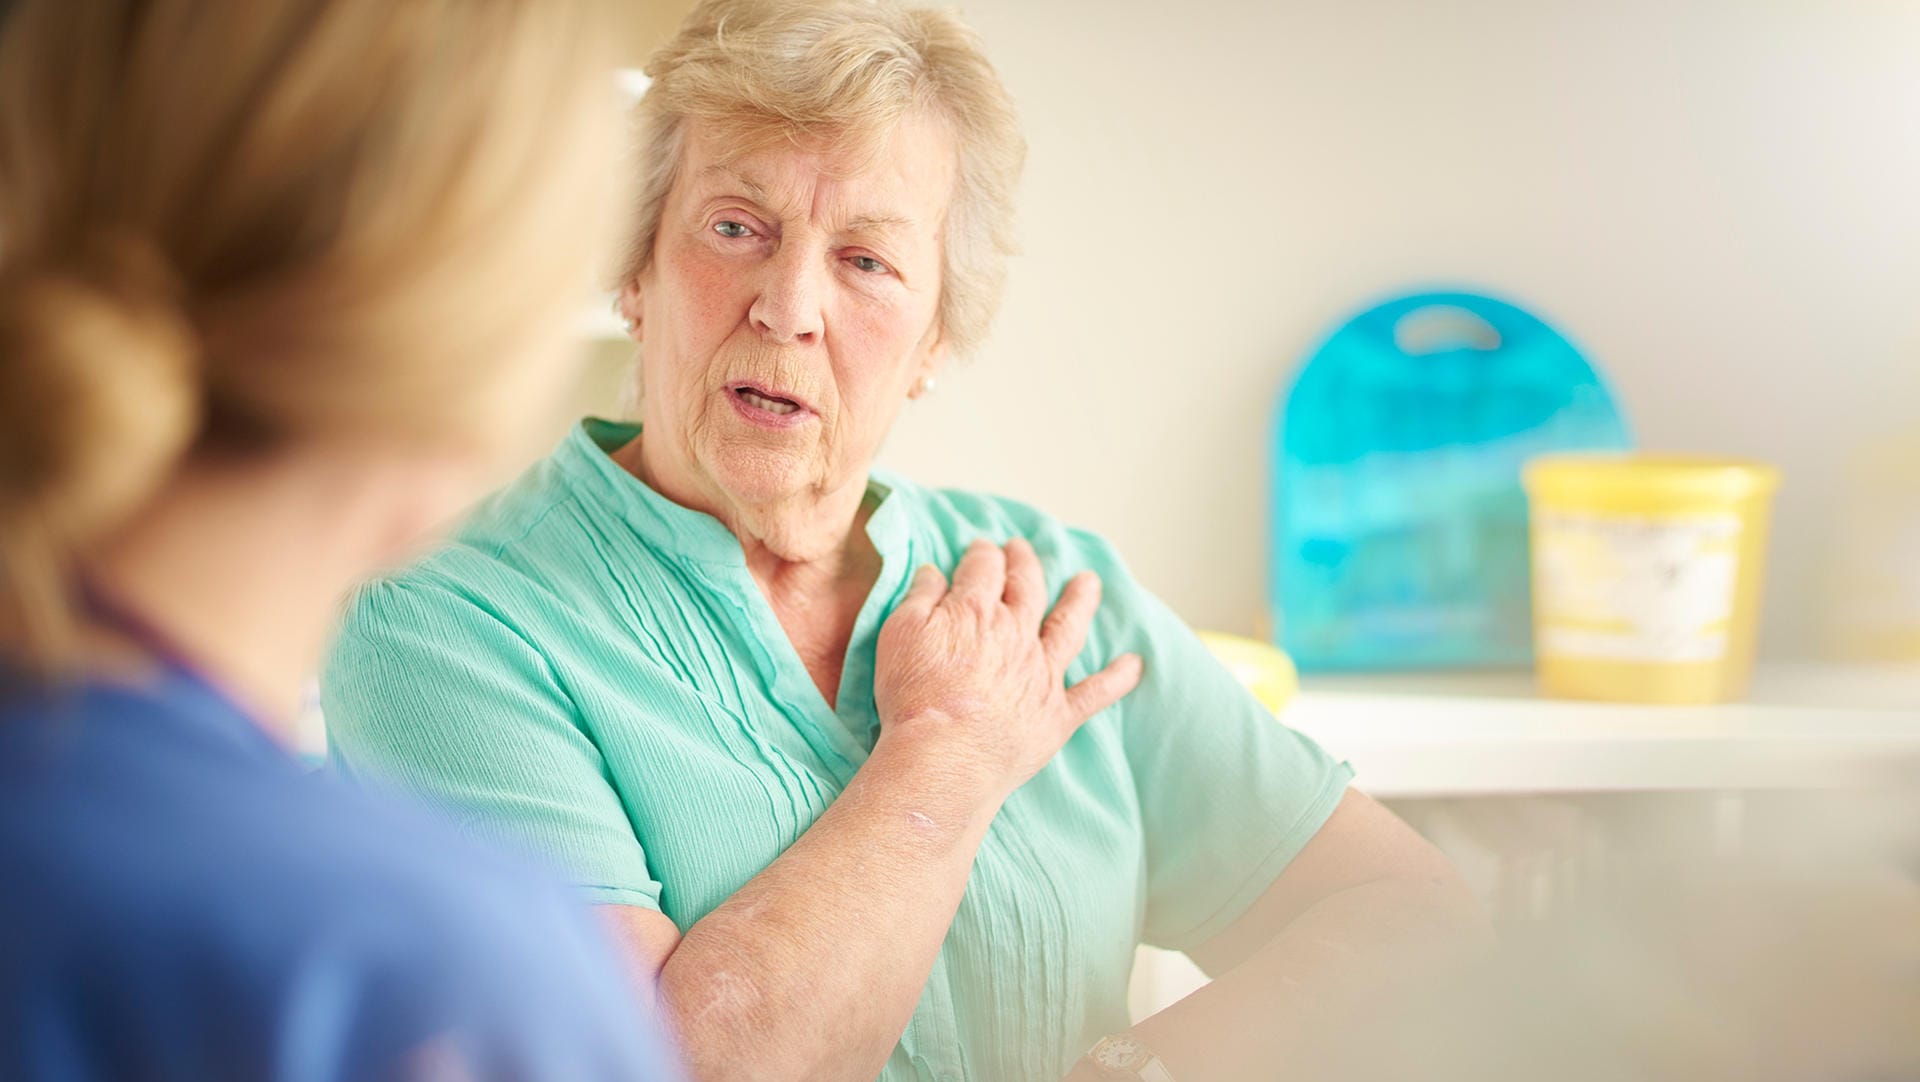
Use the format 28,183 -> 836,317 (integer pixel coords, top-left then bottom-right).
587,0 -> 1920,660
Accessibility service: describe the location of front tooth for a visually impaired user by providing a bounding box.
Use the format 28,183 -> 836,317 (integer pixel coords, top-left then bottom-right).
743,390 -> 796,415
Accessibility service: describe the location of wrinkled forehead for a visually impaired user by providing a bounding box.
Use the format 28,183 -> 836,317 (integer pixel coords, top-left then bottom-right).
673,112 -> 959,239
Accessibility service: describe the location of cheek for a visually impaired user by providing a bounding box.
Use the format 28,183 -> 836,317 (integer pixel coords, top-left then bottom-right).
637,257 -> 741,427
672,245 -> 748,319
642,250 -> 749,393
828,297 -> 935,438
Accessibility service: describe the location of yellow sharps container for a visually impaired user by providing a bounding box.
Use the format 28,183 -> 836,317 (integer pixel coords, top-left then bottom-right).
1196,631 -> 1299,714
1522,454 -> 1780,704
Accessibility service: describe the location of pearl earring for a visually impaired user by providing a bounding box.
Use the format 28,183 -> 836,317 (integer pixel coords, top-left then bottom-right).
611,295 -> 638,335
913,375 -> 937,398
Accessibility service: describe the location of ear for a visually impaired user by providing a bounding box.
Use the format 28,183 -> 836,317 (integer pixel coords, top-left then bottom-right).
616,277 -> 645,341
909,332 -> 952,399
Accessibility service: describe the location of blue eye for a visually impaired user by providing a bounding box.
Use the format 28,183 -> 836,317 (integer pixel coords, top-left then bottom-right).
713,220 -> 752,239
850,255 -> 888,274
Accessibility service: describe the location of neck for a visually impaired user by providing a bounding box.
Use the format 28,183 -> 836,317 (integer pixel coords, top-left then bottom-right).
76,446 -> 461,738
739,495 -> 881,606
611,429 -> 882,708
617,431 -> 877,582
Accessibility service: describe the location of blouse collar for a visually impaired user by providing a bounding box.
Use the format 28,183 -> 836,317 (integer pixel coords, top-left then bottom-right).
554,418 -> 916,570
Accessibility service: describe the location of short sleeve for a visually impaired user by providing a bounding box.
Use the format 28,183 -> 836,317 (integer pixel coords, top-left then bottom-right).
296,857 -> 683,1082
1089,546 -> 1353,953
366,871 -> 685,1082
322,576 -> 664,911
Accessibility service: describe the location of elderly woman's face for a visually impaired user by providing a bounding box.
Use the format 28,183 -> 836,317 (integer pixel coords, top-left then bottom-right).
627,115 -> 956,512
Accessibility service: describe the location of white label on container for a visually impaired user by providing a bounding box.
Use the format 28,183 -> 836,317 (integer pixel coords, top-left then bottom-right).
1534,511 -> 1742,663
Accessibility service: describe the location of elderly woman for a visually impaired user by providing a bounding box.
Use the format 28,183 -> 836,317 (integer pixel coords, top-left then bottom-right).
322,2 -> 1485,1080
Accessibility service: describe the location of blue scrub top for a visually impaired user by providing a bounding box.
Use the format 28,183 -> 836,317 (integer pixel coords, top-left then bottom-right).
0,666 -> 683,1082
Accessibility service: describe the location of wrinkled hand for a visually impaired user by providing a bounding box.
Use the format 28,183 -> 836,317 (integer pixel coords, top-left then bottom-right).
874,537 -> 1144,803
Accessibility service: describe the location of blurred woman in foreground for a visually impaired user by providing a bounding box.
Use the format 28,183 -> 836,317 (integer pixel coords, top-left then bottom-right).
0,2 -> 681,1079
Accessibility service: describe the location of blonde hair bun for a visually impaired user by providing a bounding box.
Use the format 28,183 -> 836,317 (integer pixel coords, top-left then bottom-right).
0,239 -> 199,548
0,0 -> 626,664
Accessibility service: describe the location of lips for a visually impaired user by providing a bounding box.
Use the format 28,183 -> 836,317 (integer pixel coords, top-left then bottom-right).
735,386 -> 801,415
726,381 -> 814,430
729,382 -> 811,415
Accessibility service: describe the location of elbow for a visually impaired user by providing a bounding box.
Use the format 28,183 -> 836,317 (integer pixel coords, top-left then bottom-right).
656,952 -> 850,1082
655,967 -> 778,1082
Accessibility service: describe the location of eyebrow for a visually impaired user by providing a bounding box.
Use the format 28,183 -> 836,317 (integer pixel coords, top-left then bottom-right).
698,164 -> 915,235
843,213 -> 913,234
700,164 -> 771,204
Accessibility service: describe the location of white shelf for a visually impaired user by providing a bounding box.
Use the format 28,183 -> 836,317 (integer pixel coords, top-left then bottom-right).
1286,664 -> 1920,798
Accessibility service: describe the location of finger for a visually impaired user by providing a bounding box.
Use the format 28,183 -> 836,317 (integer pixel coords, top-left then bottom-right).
1000,537 -> 1045,627
1063,652 -> 1144,726
895,563 -> 948,619
947,538 -> 1006,606
1039,571 -> 1102,673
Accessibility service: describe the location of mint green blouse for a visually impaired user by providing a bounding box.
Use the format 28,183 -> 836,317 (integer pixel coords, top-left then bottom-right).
322,419 -> 1352,1082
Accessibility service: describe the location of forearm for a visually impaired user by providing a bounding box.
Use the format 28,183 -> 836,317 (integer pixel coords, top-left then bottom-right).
658,728 -> 1000,1082
1123,875 -> 1491,1081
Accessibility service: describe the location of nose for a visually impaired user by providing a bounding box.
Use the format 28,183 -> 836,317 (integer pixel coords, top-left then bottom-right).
748,243 -> 824,346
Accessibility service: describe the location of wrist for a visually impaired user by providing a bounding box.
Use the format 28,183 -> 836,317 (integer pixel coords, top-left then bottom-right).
1081,1033 -> 1177,1082
867,724 -> 1005,833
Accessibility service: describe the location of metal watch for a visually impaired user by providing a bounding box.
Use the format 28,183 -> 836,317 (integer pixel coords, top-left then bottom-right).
1083,1034 -> 1176,1082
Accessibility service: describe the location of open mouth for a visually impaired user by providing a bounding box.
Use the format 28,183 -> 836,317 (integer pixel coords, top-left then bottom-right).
731,384 -> 805,416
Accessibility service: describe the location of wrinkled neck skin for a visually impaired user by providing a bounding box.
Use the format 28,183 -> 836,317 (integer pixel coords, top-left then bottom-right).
615,431 -> 882,612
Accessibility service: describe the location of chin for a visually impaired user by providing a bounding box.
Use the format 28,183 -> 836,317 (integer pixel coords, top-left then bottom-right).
704,439 -> 819,508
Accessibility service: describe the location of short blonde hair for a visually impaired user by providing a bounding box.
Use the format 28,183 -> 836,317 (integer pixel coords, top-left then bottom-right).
622,0 -> 1025,357
0,0 -> 628,662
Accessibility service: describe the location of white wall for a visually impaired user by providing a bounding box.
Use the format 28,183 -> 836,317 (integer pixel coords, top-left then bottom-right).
864,0 -> 1920,659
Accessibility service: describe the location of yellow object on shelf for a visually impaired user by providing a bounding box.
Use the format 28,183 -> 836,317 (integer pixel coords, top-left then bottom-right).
1825,434 -> 1920,662
1196,631 -> 1300,713
1523,454 -> 1780,704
